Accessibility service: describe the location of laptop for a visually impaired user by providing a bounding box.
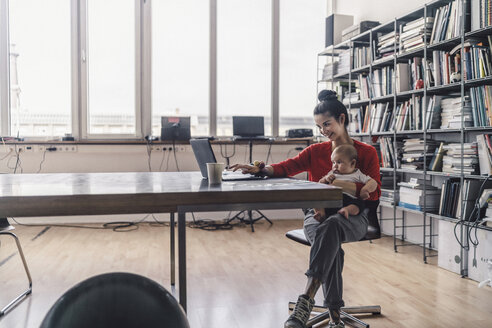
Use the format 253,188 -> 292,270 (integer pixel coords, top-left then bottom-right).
190,139 -> 266,181
232,116 -> 269,140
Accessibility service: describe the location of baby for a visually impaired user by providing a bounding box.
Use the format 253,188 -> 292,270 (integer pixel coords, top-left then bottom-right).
315,144 -> 378,221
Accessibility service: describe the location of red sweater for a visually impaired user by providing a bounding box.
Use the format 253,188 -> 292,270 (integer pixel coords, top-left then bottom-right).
271,140 -> 381,201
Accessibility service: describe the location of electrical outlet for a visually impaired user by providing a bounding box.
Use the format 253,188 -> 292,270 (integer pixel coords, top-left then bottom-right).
37,145 -> 46,152
151,146 -> 162,152
178,146 -> 186,152
24,145 -> 34,152
68,145 -> 77,152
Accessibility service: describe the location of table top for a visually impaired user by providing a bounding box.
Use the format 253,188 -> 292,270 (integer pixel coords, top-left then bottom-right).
0,172 -> 341,217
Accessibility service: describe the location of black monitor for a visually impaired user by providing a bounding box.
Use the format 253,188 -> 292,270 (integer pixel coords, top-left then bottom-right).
232,116 -> 265,138
160,116 -> 191,141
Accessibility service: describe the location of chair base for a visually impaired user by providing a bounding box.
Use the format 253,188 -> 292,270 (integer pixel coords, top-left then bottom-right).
288,302 -> 381,328
0,230 -> 33,317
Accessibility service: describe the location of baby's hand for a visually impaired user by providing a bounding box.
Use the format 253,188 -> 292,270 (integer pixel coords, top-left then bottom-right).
319,174 -> 336,185
338,207 -> 349,219
360,187 -> 370,200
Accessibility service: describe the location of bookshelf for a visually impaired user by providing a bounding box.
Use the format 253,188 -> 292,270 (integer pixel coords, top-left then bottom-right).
318,0 -> 492,276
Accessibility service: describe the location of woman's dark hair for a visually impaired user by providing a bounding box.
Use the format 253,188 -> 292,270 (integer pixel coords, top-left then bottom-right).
313,90 -> 349,128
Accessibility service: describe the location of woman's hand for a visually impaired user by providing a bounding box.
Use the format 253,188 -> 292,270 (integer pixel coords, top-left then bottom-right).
360,186 -> 370,200
229,163 -> 260,175
330,179 -> 357,197
338,207 -> 350,219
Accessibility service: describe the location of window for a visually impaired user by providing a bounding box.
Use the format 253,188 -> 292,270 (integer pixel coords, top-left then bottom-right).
8,0 -> 71,137
217,0 -> 272,136
151,0 -> 209,137
279,0 -> 325,136
85,0 -> 136,135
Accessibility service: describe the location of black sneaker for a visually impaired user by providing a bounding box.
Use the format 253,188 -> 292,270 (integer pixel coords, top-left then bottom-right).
284,294 -> 315,328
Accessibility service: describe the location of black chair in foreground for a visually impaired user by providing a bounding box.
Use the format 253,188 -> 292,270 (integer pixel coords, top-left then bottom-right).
0,218 -> 32,317
286,205 -> 382,328
40,272 -> 189,328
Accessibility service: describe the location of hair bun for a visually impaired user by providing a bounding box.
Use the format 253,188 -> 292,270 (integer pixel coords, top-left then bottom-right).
318,90 -> 338,102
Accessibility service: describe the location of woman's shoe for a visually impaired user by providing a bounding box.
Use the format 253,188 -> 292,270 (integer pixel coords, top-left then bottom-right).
284,294 -> 314,328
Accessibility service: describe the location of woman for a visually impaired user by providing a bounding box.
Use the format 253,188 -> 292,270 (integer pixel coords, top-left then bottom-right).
230,90 -> 381,328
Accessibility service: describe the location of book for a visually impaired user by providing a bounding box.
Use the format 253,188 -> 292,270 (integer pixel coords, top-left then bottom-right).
477,134 -> 492,175
428,142 -> 445,171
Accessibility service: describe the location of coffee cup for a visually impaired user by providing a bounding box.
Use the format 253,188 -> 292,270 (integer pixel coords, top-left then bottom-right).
206,163 -> 225,184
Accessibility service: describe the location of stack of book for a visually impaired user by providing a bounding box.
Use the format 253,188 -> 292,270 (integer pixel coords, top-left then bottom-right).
376,30 -> 398,59
348,107 -> 364,134
471,0 -> 492,29
393,101 -> 410,131
398,178 -> 441,212
393,96 -> 426,131
408,57 -> 434,89
440,96 -> 473,128
368,102 -> 393,133
439,178 -> 462,218
379,137 -> 401,168
470,85 -> 492,127
338,49 -> 352,76
399,16 -> 434,53
442,142 -> 479,174
425,95 -> 442,129
370,67 -> 393,97
358,74 -> 372,99
401,138 -> 437,170
321,62 -> 337,80
352,45 -> 371,69
476,134 -> 492,175
438,178 -> 489,219
381,188 -> 399,205
334,81 -> 356,103
342,91 -> 360,106
380,174 -> 400,205
430,0 -> 466,44
432,49 -> 461,86
462,38 -> 492,80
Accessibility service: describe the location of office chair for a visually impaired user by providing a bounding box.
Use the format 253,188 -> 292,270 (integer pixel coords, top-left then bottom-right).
0,218 -> 33,317
286,203 -> 381,328
40,272 -> 189,328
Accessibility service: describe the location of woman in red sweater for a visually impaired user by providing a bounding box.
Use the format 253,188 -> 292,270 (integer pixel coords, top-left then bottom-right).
231,90 -> 381,328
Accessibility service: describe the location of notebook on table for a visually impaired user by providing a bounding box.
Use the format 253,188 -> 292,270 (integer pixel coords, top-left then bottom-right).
190,139 -> 266,181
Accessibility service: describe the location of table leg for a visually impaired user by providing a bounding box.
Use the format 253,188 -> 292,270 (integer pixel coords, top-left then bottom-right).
170,212 -> 175,286
178,210 -> 187,312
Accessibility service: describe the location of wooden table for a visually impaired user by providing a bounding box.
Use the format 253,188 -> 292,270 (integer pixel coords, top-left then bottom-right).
0,171 -> 342,311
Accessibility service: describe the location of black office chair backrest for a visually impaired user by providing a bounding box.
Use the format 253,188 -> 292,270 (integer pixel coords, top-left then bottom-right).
40,272 -> 190,328
361,200 -> 381,241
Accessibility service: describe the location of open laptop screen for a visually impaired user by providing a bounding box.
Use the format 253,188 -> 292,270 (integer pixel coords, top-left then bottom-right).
232,116 -> 264,137
190,139 -> 217,178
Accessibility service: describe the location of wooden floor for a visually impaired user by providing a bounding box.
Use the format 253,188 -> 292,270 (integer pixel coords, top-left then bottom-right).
0,220 -> 491,328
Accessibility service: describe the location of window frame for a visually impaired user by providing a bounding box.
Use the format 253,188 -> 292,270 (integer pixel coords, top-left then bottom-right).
79,0 -> 145,140
0,0 -> 298,140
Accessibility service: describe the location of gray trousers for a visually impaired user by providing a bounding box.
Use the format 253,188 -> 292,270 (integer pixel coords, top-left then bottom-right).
303,208 -> 368,309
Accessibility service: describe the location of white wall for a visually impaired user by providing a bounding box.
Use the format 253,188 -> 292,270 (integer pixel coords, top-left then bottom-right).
330,0 -> 430,25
